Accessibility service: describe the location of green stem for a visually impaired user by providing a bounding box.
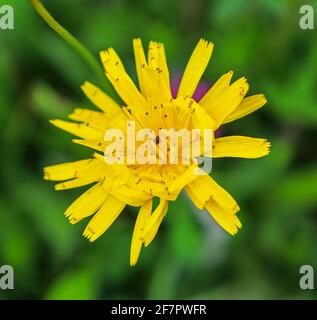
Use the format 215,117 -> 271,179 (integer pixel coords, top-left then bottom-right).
29,0 -> 117,97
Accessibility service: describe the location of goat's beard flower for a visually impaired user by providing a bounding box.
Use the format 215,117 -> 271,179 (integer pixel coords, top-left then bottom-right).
44,39 -> 270,266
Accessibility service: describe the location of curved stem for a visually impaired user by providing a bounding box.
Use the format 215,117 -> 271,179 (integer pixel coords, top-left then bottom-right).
29,0 -> 117,97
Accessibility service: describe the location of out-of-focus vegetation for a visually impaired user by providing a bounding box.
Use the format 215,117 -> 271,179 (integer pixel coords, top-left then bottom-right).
0,0 -> 317,299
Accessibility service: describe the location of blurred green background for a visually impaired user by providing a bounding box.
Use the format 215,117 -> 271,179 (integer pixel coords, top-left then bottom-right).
1,0 -> 317,299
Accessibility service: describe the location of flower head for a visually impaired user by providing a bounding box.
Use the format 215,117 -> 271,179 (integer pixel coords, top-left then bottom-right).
44,39 -> 270,266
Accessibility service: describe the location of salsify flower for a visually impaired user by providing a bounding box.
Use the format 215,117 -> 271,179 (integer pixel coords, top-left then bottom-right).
44,39 -> 270,266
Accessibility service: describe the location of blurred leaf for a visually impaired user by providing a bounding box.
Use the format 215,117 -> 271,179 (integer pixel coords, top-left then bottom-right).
275,165 -> 317,208
10,175 -> 78,260
45,268 -> 97,300
147,246 -> 180,299
168,194 -> 202,266
266,45 -> 317,127
30,82 -> 73,119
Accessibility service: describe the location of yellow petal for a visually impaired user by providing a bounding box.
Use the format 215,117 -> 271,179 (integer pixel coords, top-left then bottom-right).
72,139 -> 106,152
52,160 -> 106,190
133,38 -> 149,97
186,186 -> 205,209
93,152 -> 133,184
44,159 -> 99,181
206,176 -> 239,213
177,39 -> 214,98
104,181 -> 151,207
136,179 -> 179,201
147,41 -> 170,88
135,165 -> 164,183
212,136 -> 271,158
185,176 -> 212,209
160,102 -> 175,128
65,183 -> 109,224
144,220 -> 163,247
223,94 -> 267,124
107,47 -> 125,70
130,199 -> 152,266
186,175 -> 239,213
68,108 -> 110,131
168,164 -> 198,194
174,101 -> 192,129
205,199 -> 241,236
83,196 -> 126,242
100,49 -> 149,120
81,81 -> 123,117
68,108 -> 103,122
143,67 -> 172,106
54,177 -> 97,190
136,41 -> 172,106
191,100 -> 217,131
50,119 -> 103,140
157,42 -> 171,91
141,198 -> 168,246
204,77 -> 249,128
148,41 -> 160,68
199,71 -> 233,106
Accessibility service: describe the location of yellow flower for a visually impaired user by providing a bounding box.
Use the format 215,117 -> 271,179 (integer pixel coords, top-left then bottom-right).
44,39 -> 270,266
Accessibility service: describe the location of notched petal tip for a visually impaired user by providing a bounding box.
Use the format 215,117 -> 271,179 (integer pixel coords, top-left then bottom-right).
83,228 -> 95,242
64,209 -> 72,218
72,139 -> 82,144
130,253 -> 139,267
144,239 -> 152,248
54,183 -> 64,191
205,199 -> 243,236
43,169 -> 50,180
226,218 -> 242,236
80,81 -> 89,89
69,217 -> 78,225
199,38 -> 213,47
261,94 -> 268,104
64,209 -> 80,225
264,140 -> 271,156
99,50 -> 109,65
